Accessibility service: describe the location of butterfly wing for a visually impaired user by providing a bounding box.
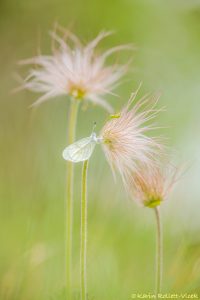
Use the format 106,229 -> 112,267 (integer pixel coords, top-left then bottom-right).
62,136 -> 96,163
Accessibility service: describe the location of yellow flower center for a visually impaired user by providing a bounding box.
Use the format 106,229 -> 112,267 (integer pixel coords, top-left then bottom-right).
70,85 -> 86,100
144,196 -> 162,208
104,138 -> 112,145
103,133 -> 116,150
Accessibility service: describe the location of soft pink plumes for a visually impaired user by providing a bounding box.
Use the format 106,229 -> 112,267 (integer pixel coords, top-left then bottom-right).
20,27 -> 131,112
100,88 -> 163,179
125,163 -> 180,207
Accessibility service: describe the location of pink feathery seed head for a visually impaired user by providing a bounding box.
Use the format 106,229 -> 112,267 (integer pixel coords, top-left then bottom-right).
99,86 -> 164,179
124,162 -> 180,208
19,25 -> 133,112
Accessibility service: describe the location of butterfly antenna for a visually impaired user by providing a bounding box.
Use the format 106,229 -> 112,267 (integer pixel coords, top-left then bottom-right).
92,121 -> 97,133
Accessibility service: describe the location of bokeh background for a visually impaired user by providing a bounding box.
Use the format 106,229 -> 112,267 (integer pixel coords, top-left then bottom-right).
1,0 -> 200,299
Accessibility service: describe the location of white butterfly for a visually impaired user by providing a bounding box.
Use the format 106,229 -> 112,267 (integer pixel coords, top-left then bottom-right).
62,132 -> 101,163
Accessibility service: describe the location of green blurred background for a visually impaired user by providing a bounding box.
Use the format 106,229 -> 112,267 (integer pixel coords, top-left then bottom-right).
1,0 -> 200,299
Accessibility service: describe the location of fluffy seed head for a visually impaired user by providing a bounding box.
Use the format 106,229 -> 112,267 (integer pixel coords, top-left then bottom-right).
100,87 -> 163,179
19,25 -> 131,112
125,163 -> 179,208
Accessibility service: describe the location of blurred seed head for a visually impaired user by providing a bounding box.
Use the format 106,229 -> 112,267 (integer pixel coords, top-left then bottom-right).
19,25 -> 132,112
125,162 -> 180,208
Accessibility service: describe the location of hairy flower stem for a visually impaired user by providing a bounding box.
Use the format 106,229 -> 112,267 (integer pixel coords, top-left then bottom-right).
66,99 -> 79,299
154,206 -> 163,299
80,160 -> 89,300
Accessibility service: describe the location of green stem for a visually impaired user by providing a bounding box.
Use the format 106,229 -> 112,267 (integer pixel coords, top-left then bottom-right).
154,206 -> 163,299
80,160 -> 89,300
66,99 -> 79,299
